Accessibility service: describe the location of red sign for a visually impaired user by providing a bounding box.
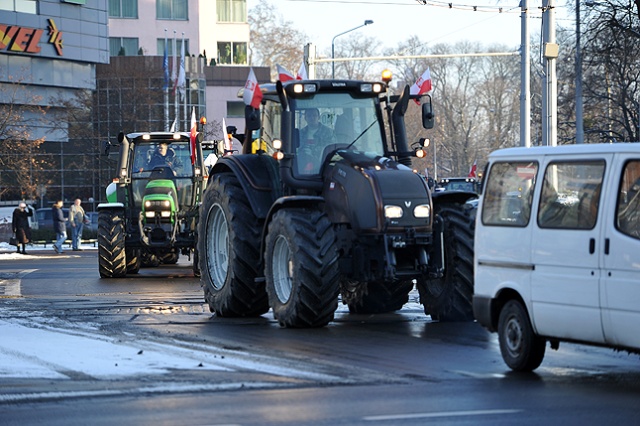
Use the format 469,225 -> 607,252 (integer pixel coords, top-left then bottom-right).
0,19 -> 63,56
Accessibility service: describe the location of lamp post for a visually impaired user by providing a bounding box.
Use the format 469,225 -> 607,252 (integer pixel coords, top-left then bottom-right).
331,20 -> 373,79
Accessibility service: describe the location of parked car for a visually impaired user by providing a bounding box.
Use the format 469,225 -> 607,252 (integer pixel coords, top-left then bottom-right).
436,177 -> 480,193
474,143 -> 640,372
85,211 -> 99,232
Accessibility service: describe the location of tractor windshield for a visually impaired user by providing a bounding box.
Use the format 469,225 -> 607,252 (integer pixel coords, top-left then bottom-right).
130,140 -> 194,208
291,93 -> 384,175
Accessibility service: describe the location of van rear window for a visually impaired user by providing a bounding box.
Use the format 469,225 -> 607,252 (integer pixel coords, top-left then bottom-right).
482,161 -> 538,227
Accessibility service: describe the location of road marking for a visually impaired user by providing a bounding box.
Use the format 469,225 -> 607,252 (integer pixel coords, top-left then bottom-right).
0,269 -> 36,297
363,409 -> 522,421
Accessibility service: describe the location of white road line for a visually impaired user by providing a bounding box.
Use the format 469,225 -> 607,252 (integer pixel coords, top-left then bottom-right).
0,269 -> 36,296
363,409 -> 522,421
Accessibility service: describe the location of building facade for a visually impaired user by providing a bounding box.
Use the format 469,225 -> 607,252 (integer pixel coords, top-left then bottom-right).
0,0 -> 109,206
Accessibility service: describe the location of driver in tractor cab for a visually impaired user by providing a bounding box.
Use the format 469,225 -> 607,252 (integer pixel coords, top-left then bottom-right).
148,142 -> 182,175
298,108 -> 334,174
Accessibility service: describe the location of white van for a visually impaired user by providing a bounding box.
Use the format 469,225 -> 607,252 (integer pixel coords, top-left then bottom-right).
474,143 -> 640,371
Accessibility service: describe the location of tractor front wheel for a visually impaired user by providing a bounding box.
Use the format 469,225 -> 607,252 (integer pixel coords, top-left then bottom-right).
98,209 -> 127,278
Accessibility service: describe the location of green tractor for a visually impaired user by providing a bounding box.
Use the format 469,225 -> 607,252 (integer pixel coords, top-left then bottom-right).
98,130 -> 210,278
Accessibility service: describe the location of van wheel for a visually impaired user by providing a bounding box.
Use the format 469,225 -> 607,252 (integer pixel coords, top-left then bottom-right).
498,300 -> 546,372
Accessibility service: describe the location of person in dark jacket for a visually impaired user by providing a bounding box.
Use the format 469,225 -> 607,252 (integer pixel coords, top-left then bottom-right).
52,200 -> 67,254
12,202 -> 33,254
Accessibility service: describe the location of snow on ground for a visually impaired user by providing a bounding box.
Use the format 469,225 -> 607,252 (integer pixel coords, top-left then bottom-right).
0,241 -> 97,259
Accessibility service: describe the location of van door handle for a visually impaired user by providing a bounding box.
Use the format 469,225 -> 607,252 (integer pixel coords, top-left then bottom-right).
604,238 -> 610,255
589,238 -> 595,254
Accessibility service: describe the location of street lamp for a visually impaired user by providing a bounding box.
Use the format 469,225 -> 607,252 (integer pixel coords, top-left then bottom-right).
331,20 -> 373,79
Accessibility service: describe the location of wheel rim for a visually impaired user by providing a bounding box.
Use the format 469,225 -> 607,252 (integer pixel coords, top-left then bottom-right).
504,314 -> 524,357
272,235 -> 293,303
207,204 -> 229,290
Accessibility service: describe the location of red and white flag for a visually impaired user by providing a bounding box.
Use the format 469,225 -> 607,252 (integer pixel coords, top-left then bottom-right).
297,61 -> 308,80
410,67 -> 433,101
222,117 -> 232,156
277,64 -> 295,82
468,160 -> 477,178
189,107 -> 197,165
243,68 -> 263,109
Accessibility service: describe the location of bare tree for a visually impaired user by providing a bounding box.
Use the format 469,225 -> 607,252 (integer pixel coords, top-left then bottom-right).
0,75 -> 48,201
248,1 -> 308,80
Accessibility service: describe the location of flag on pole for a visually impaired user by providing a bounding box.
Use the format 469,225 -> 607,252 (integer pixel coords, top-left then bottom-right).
177,35 -> 186,100
171,33 -> 177,94
163,34 -> 169,90
410,67 -> 433,104
169,117 -> 177,132
222,117 -> 232,156
190,107 -> 197,165
297,61 -> 308,80
468,160 -> 477,178
276,64 -> 295,82
243,68 -> 263,109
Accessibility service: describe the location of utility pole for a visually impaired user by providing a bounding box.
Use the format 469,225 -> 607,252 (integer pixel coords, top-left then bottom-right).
541,0 -> 558,147
520,0 -> 531,147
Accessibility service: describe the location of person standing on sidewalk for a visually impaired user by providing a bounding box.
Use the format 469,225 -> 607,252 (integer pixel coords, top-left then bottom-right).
12,202 -> 33,254
52,200 -> 67,254
69,198 -> 86,251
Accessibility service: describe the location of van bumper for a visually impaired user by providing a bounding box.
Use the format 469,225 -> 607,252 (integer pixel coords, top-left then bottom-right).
473,295 -> 495,332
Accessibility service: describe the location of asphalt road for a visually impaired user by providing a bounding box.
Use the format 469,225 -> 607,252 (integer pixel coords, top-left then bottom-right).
1,249 -> 639,425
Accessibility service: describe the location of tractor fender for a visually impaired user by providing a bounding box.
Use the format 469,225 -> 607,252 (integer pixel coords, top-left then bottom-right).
431,190 -> 477,208
259,195 -> 325,261
97,202 -> 125,210
208,154 -> 282,219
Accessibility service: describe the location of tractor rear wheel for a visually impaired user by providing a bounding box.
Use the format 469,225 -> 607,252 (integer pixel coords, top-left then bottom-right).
198,173 -> 268,317
417,202 -> 475,321
98,209 -> 127,278
264,208 -> 339,328
125,248 -> 141,274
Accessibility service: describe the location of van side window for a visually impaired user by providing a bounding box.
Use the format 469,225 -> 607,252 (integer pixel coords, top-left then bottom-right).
616,160 -> 640,239
537,161 -> 605,230
482,161 -> 538,226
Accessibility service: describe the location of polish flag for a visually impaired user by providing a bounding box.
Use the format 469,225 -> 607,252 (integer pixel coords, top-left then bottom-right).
410,67 -> 433,103
189,107 -> 197,165
243,68 -> 263,109
468,160 -> 477,178
277,64 -> 295,82
222,117 -> 232,156
297,61 -> 308,80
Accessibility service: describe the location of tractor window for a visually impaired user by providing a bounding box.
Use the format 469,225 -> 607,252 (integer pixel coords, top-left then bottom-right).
291,93 -> 384,175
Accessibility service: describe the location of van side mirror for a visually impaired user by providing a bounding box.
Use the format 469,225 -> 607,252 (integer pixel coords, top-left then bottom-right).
421,95 -> 435,129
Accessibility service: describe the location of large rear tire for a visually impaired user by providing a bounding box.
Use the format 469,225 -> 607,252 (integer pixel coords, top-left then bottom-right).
265,208 -> 340,328
417,202 -> 474,321
98,209 -> 127,278
198,173 -> 268,317
346,280 -> 414,314
125,248 -> 141,274
498,300 -> 546,371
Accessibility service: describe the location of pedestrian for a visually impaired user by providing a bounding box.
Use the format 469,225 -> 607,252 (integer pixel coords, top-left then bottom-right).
12,202 -> 33,254
69,198 -> 86,251
52,200 -> 67,254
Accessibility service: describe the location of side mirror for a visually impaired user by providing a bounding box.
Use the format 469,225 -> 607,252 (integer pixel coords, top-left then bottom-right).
421,95 -> 435,129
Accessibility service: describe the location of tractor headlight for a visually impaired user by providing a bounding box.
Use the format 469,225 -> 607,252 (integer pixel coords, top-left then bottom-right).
160,211 -> 171,218
145,211 -> 155,218
384,205 -> 404,219
413,204 -> 431,219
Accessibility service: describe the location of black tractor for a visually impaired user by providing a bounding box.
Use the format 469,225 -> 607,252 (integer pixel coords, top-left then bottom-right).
198,74 -> 476,327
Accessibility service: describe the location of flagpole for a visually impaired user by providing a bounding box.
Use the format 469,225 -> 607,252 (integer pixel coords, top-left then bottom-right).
173,31 -> 178,131
182,32 -> 187,132
164,29 -> 169,131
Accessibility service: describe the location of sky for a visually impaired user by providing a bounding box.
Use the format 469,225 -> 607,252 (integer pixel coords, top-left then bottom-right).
250,0 -> 574,54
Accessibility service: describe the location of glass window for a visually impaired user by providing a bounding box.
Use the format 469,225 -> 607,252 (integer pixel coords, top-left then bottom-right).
109,37 -> 140,56
217,42 -> 231,65
157,0 -> 188,20
482,162 -> 538,227
537,161 -> 605,230
0,0 -> 36,13
109,0 -> 138,18
217,0 -> 246,22
616,160 -> 640,239
233,42 -> 247,65
226,101 -> 245,118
